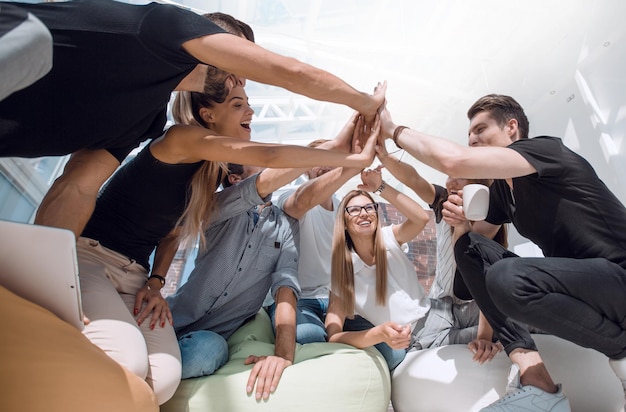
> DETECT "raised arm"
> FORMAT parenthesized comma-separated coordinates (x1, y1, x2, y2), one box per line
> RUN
(359, 168, 430, 245)
(154, 122, 377, 171)
(279, 113, 366, 218)
(376, 144, 436, 204)
(379, 106, 535, 179)
(255, 113, 370, 199)
(183, 34, 385, 121)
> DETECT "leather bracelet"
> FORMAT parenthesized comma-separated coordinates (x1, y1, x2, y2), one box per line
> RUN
(147, 274, 166, 288)
(392, 125, 409, 149)
(374, 181, 387, 195)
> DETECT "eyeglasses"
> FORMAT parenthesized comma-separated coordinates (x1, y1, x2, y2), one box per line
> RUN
(345, 203, 378, 216)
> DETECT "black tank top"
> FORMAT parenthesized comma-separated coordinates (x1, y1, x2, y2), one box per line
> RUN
(82, 141, 203, 271)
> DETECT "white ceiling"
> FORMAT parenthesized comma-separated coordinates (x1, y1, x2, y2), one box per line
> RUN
(168, 0, 626, 206)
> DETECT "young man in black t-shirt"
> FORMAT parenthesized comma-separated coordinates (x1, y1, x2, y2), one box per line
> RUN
(379, 94, 626, 412)
(0, 0, 385, 239)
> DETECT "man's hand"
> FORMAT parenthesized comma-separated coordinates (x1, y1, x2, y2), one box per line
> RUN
(134, 285, 173, 329)
(442, 189, 473, 236)
(468, 338, 504, 364)
(362, 81, 387, 124)
(378, 103, 397, 142)
(244, 354, 293, 400)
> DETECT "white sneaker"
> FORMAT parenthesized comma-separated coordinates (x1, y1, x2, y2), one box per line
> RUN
(480, 383, 570, 412)
(609, 358, 626, 409)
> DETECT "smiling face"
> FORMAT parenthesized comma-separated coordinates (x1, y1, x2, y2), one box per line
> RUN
(467, 111, 518, 148)
(344, 194, 378, 239)
(202, 85, 254, 141)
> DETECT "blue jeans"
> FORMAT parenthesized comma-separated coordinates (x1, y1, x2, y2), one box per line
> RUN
(344, 315, 407, 371)
(269, 298, 328, 344)
(178, 330, 229, 379)
(455, 232, 626, 358)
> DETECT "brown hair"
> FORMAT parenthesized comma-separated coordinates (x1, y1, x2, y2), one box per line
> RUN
(467, 94, 530, 140)
(171, 12, 256, 127)
(331, 190, 388, 317)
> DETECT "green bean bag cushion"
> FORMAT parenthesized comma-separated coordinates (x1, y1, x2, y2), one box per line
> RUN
(162, 309, 391, 412)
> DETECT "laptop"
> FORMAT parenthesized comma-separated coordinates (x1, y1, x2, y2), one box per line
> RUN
(0, 219, 84, 330)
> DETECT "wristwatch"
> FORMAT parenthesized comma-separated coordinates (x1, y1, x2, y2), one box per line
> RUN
(374, 181, 387, 195)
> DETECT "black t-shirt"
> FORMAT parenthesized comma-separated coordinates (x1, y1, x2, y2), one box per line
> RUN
(0, 3, 27, 35)
(429, 184, 447, 223)
(486, 136, 626, 267)
(82, 141, 203, 271)
(0, 0, 225, 162)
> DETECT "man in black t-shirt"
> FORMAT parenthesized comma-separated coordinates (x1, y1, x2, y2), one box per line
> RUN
(0, 0, 385, 238)
(380, 94, 626, 412)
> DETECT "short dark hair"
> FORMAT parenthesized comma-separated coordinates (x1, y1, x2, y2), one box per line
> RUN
(221, 163, 244, 188)
(203, 12, 255, 42)
(467, 94, 530, 139)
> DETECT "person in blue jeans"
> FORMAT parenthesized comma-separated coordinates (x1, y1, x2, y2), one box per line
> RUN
(167, 98, 381, 399)
(270, 114, 365, 344)
(381, 93, 626, 412)
(167, 163, 302, 400)
(326, 169, 483, 371)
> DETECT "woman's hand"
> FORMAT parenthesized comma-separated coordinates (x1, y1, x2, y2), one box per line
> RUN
(134, 284, 173, 329)
(376, 321, 412, 350)
(468, 338, 504, 364)
(358, 166, 384, 192)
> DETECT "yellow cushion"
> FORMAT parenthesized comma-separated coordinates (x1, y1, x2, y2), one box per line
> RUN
(0, 285, 158, 412)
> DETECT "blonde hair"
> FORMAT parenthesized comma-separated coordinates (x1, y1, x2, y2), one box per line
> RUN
(171, 83, 230, 249)
(331, 190, 388, 317)
(175, 161, 225, 250)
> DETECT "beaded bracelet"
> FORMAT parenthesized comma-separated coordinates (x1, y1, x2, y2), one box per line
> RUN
(392, 125, 409, 149)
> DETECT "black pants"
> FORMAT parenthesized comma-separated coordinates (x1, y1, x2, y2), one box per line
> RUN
(455, 232, 626, 359)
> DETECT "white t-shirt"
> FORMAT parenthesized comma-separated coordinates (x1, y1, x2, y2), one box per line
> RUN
(352, 225, 430, 328)
(276, 189, 339, 299)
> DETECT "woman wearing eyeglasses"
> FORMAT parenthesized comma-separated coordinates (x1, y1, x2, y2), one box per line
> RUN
(325, 168, 482, 371)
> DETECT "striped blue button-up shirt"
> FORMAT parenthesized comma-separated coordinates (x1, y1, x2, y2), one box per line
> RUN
(168, 173, 300, 339)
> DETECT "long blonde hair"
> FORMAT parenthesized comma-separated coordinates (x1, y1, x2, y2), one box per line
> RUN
(171, 12, 256, 248)
(171, 87, 229, 249)
(331, 190, 388, 317)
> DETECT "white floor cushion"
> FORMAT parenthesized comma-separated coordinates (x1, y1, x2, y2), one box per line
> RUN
(391, 334, 624, 412)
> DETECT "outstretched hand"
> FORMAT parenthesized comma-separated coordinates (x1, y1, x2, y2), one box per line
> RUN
(363, 81, 387, 124)
(332, 111, 361, 153)
(349, 114, 380, 169)
(378, 103, 397, 142)
(358, 166, 384, 192)
(244, 354, 293, 401)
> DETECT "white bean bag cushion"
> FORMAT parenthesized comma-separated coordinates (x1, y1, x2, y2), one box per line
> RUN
(162, 309, 391, 412)
(391, 334, 624, 412)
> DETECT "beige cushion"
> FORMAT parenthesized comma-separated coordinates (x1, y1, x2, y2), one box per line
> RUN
(162, 309, 391, 412)
(391, 334, 624, 412)
(0, 285, 158, 412)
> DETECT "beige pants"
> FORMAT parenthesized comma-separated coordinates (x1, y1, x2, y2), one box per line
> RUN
(77, 237, 181, 405)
